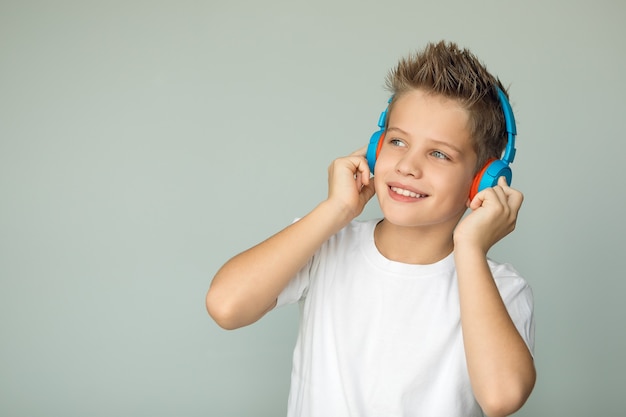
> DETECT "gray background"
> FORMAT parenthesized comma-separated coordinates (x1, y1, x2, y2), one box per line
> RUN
(1, 0, 625, 416)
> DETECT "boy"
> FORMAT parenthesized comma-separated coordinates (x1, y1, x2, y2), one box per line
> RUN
(206, 41, 535, 417)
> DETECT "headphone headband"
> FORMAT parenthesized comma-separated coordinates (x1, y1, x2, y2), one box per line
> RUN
(497, 87, 517, 165)
(365, 97, 391, 171)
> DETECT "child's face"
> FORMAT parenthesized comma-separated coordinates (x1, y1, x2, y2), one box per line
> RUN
(374, 89, 477, 230)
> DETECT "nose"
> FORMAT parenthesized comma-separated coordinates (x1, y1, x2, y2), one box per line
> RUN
(395, 152, 423, 178)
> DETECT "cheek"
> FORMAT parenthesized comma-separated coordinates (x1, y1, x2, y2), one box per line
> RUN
(373, 151, 395, 175)
(439, 172, 474, 201)
(374, 175, 387, 194)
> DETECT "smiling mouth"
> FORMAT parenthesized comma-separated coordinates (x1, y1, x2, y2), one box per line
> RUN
(390, 186, 428, 198)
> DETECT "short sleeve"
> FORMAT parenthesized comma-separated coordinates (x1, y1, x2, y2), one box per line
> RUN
(276, 255, 313, 307)
(275, 218, 317, 308)
(491, 262, 536, 356)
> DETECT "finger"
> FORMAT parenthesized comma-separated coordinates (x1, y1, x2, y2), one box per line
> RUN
(491, 182, 509, 205)
(505, 188, 524, 214)
(354, 171, 363, 190)
(470, 185, 506, 211)
(350, 155, 371, 185)
(497, 176, 524, 210)
(468, 192, 486, 211)
(360, 179, 377, 203)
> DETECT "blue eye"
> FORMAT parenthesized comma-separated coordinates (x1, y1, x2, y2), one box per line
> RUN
(390, 138, 406, 147)
(431, 150, 449, 160)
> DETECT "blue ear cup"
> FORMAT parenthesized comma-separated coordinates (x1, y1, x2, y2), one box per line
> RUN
(469, 87, 518, 199)
(366, 98, 392, 173)
(366, 130, 384, 173)
(476, 159, 513, 191)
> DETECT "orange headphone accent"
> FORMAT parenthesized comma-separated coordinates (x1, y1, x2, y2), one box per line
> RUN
(470, 158, 496, 200)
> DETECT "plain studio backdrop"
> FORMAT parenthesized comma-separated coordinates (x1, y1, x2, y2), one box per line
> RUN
(1, 1, 624, 416)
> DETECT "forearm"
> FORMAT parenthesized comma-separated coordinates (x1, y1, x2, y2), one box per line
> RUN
(455, 245, 535, 417)
(206, 200, 352, 329)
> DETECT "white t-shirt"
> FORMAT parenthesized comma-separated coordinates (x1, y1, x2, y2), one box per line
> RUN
(277, 219, 534, 417)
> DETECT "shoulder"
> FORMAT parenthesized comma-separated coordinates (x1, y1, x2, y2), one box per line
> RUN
(304, 218, 382, 274)
(341, 218, 380, 236)
(487, 258, 533, 305)
(487, 259, 523, 279)
(324, 218, 380, 248)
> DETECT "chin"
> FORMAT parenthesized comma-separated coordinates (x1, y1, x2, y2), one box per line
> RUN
(380, 207, 466, 231)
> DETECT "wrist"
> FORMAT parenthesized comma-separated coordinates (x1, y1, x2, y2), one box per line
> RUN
(453, 240, 488, 260)
(316, 199, 355, 231)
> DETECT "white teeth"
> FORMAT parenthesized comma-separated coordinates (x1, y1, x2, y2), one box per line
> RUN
(391, 186, 424, 198)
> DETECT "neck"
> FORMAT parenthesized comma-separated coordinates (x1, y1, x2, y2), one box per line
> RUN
(374, 219, 455, 265)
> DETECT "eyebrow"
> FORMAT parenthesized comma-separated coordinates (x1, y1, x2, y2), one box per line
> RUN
(386, 127, 464, 155)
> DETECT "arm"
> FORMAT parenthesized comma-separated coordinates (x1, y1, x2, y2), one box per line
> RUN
(453, 177, 536, 417)
(206, 147, 376, 330)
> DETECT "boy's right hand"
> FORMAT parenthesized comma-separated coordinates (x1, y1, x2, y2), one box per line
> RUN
(208, 146, 375, 330)
(326, 146, 377, 222)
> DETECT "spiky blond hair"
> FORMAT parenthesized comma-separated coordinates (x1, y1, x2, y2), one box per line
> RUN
(386, 41, 511, 171)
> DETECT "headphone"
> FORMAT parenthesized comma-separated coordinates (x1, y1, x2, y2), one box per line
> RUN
(366, 87, 517, 200)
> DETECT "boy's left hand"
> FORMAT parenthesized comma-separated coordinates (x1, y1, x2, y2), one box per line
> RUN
(453, 176, 523, 254)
